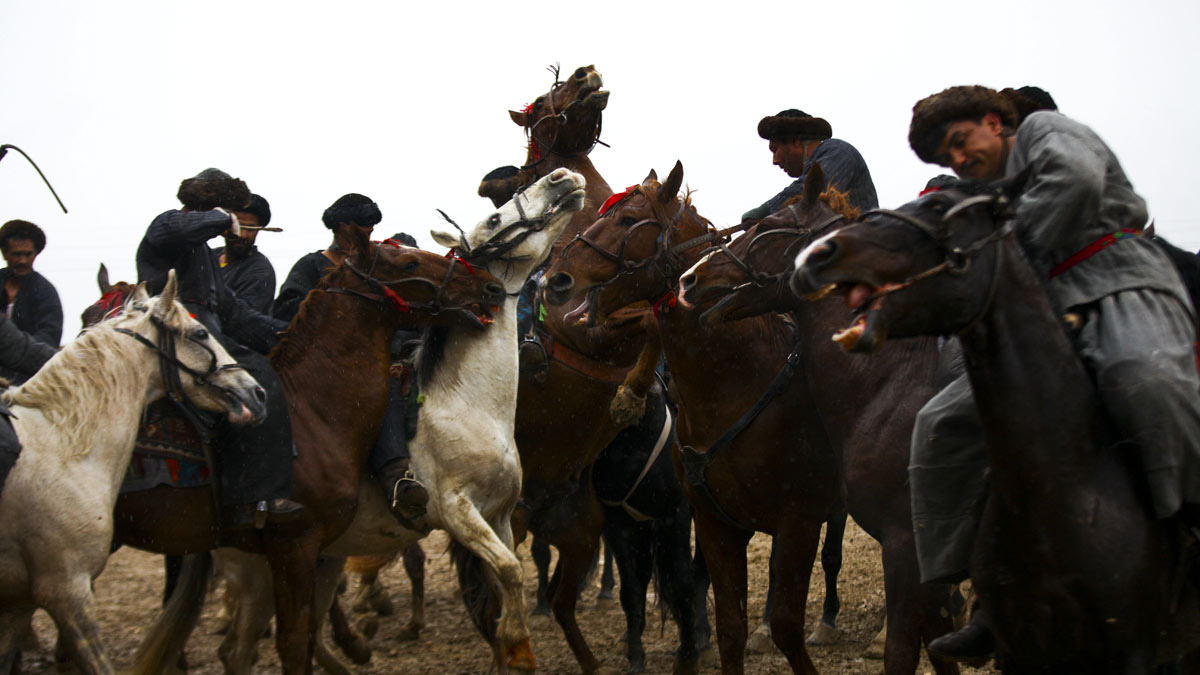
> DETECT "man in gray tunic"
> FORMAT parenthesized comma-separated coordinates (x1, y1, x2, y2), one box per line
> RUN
(905, 85, 1200, 662)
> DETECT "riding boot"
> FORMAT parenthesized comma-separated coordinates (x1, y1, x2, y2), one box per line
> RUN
(369, 378, 429, 531)
(927, 603, 995, 666)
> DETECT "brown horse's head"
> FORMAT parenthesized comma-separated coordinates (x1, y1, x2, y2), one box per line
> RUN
(677, 164, 860, 325)
(81, 263, 137, 328)
(509, 65, 608, 162)
(791, 180, 1015, 352)
(543, 161, 712, 326)
(317, 225, 507, 332)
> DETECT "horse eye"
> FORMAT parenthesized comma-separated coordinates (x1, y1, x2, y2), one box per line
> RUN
(192, 328, 209, 341)
(620, 217, 637, 227)
(403, 261, 419, 272)
(488, 214, 502, 229)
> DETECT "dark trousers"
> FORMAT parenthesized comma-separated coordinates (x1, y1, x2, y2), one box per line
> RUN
(367, 379, 410, 474)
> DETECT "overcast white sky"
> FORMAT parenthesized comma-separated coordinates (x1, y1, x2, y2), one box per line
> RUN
(3, 0, 1198, 338)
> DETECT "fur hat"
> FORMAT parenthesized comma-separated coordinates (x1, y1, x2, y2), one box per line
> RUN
(322, 193, 382, 230)
(909, 86, 1018, 163)
(237, 193, 271, 227)
(176, 168, 251, 211)
(389, 232, 418, 247)
(999, 86, 1058, 126)
(757, 109, 833, 142)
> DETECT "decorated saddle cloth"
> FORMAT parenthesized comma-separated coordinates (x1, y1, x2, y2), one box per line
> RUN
(121, 399, 211, 493)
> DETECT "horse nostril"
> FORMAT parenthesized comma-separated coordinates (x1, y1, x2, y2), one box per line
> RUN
(802, 241, 838, 269)
(547, 272, 574, 294)
(253, 386, 267, 405)
(680, 273, 696, 292)
(549, 168, 568, 182)
(486, 282, 505, 298)
(574, 67, 587, 80)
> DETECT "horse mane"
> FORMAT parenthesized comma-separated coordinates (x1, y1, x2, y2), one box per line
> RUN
(414, 325, 448, 389)
(269, 261, 351, 368)
(5, 316, 146, 453)
(780, 185, 860, 221)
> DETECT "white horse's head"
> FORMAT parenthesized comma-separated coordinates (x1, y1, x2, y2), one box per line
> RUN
(431, 168, 586, 289)
(117, 271, 266, 424)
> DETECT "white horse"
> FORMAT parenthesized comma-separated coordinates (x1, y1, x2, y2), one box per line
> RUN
(0, 271, 264, 675)
(212, 168, 586, 674)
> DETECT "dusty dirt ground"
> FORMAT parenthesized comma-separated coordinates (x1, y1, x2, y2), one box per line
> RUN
(19, 520, 997, 674)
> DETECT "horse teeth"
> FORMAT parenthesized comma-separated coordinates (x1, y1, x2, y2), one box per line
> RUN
(805, 283, 835, 301)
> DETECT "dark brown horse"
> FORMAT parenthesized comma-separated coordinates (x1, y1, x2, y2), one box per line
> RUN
(791, 183, 1200, 672)
(677, 165, 960, 674)
(105, 229, 506, 674)
(543, 162, 841, 674)
(496, 65, 704, 674)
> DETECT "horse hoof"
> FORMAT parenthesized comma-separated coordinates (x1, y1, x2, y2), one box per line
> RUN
(357, 616, 380, 640)
(597, 588, 615, 601)
(343, 637, 371, 665)
(608, 385, 646, 428)
(745, 624, 776, 654)
(506, 638, 536, 672)
(672, 656, 700, 675)
(863, 625, 887, 660)
(396, 623, 421, 642)
(806, 620, 840, 645)
(530, 604, 551, 617)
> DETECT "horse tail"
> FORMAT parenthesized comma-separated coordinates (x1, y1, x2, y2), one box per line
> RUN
(450, 538, 500, 642)
(126, 552, 212, 675)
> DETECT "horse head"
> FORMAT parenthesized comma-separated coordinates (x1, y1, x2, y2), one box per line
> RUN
(791, 179, 1018, 353)
(431, 168, 586, 289)
(81, 263, 136, 328)
(509, 64, 608, 162)
(542, 161, 713, 326)
(323, 225, 507, 331)
(113, 270, 266, 424)
(677, 164, 858, 326)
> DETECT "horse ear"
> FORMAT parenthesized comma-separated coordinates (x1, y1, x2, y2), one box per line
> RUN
(643, 168, 658, 183)
(161, 269, 180, 307)
(342, 222, 371, 259)
(658, 161, 684, 205)
(430, 229, 462, 249)
(802, 162, 826, 208)
(97, 263, 112, 294)
(509, 110, 529, 127)
(128, 281, 151, 308)
(996, 165, 1033, 203)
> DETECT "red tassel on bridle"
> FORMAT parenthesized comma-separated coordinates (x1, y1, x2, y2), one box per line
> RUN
(598, 185, 640, 216)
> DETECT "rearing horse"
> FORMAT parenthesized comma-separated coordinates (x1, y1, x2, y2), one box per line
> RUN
(544, 162, 840, 675)
(792, 183, 1200, 672)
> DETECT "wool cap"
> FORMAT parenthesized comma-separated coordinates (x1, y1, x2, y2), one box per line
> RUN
(757, 109, 832, 142)
(322, 193, 382, 230)
(909, 86, 1018, 163)
(176, 168, 251, 211)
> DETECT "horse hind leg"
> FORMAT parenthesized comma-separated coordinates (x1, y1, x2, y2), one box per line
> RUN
(398, 541, 426, 640)
(604, 514, 652, 674)
(216, 551, 275, 675)
(35, 577, 114, 675)
(651, 501, 701, 675)
(530, 536, 553, 616)
(808, 508, 846, 645)
(0, 608, 36, 675)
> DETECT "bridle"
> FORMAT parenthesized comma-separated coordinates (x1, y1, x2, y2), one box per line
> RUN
(114, 310, 248, 429)
(329, 238, 477, 320)
(853, 192, 1015, 336)
(522, 70, 607, 167)
(439, 183, 578, 276)
(706, 204, 847, 292)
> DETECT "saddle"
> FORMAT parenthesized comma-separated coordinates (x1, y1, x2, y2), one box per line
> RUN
(121, 399, 211, 493)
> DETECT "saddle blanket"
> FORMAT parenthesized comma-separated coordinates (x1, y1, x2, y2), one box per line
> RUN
(121, 400, 211, 493)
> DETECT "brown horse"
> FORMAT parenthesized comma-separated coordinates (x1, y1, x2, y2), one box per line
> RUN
(496, 65, 703, 674)
(543, 161, 841, 674)
(677, 165, 960, 674)
(791, 183, 1200, 672)
(106, 229, 506, 674)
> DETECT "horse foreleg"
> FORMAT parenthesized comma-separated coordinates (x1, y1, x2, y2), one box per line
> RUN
(603, 514, 652, 674)
(441, 495, 531, 673)
(653, 499, 701, 675)
(0, 608, 35, 675)
(216, 549, 275, 675)
(399, 541, 426, 641)
(530, 537, 553, 616)
(36, 576, 113, 675)
(770, 524, 823, 675)
(610, 322, 662, 428)
(808, 507, 847, 645)
(549, 539, 613, 674)
(265, 532, 322, 675)
(693, 512, 753, 675)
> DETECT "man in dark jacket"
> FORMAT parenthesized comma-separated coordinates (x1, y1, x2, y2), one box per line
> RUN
(906, 85, 1200, 663)
(0, 313, 56, 493)
(215, 193, 276, 314)
(274, 194, 429, 530)
(136, 168, 302, 529)
(0, 219, 62, 349)
(742, 109, 878, 220)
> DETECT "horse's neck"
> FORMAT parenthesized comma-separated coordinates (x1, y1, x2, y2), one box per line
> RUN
(273, 294, 395, 452)
(659, 306, 792, 430)
(426, 270, 523, 416)
(540, 302, 647, 367)
(962, 243, 1099, 491)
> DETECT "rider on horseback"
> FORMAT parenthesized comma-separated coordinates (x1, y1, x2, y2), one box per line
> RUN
(273, 193, 429, 530)
(906, 85, 1200, 663)
(136, 168, 304, 530)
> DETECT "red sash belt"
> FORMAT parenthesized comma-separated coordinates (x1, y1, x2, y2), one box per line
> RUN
(1048, 229, 1142, 279)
